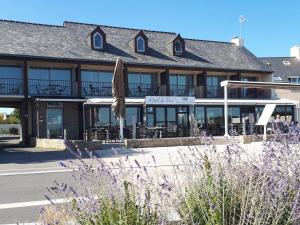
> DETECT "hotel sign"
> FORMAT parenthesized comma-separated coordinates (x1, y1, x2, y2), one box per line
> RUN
(145, 96, 195, 105)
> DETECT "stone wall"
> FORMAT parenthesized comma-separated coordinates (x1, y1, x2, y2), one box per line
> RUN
(125, 137, 202, 148)
(239, 134, 272, 144)
(30, 137, 102, 150)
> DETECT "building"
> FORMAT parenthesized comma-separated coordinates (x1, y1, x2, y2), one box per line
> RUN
(0, 19, 292, 144)
(260, 46, 300, 122)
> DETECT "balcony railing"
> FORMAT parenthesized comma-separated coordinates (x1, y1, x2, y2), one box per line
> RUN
(29, 79, 72, 96)
(0, 78, 23, 95)
(128, 83, 159, 97)
(206, 86, 224, 98)
(241, 88, 271, 99)
(82, 81, 112, 97)
(169, 84, 194, 96)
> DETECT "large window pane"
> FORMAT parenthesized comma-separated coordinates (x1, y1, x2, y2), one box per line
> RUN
(195, 106, 205, 124)
(51, 69, 71, 81)
(29, 68, 50, 80)
(0, 66, 22, 79)
(206, 76, 225, 98)
(167, 108, 176, 124)
(96, 108, 110, 126)
(156, 107, 165, 126)
(229, 107, 240, 124)
(169, 74, 193, 96)
(126, 107, 141, 126)
(47, 108, 63, 139)
(128, 72, 156, 97)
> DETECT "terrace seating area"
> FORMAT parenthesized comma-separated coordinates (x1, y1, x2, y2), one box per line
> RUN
(29, 79, 72, 96)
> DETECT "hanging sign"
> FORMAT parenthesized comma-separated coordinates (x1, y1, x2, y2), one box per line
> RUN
(145, 96, 195, 105)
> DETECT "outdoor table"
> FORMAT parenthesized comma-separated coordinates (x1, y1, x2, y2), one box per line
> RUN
(47, 84, 60, 95)
(146, 127, 167, 138)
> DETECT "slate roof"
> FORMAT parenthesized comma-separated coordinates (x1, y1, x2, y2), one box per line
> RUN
(0, 19, 271, 73)
(259, 57, 300, 82)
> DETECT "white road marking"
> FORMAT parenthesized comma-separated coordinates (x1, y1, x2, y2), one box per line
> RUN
(0, 169, 73, 176)
(0, 198, 71, 209)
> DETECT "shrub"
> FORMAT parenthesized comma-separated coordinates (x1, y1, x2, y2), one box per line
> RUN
(178, 125, 300, 225)
(39, 147, 172, 224)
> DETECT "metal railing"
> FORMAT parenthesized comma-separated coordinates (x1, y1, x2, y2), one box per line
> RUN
(29, 79, 72, 96)
(128, 83, 158, 97)
(0, 78, 23, 95)
(169, 84, 194, 96)
(82, 81, 112, 97)
(206, 86, 224, 98)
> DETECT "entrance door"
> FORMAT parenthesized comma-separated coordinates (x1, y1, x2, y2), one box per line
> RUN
(177, 106, 188, 136)
(47, 108, 63, 139)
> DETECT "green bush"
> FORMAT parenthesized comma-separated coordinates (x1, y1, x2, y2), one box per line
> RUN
(74, 182, 159, 225)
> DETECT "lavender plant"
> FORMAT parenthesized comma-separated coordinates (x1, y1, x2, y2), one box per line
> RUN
(178, 123, 300, 225)
(40, 122, 300, 225)
(39, 144, 173, 225)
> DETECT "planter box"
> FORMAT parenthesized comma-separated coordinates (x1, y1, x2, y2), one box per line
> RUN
(125, 137, 202, 148)
(30, 137, 102, 150)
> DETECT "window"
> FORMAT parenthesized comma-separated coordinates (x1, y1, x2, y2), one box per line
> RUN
(29, 68, 71, 96)
(289, 76, 300, 84)
(0, 66, 23, 95)
(206, 76, 225, 98)
(169, 74, 193, 96)
(47, 108, 63, 139)
(128, 72, 156, 97)
(229, 107, 240, 124)
(93, 32, 103, 49)
(125, 107, 141, 126)
(95, 107, 117, 127)
(156, 107, 165, 126)
(195, 106, 205, 124)
(0, 66, 22, 79)
(174, 40, 183, 55)
(136, 36, 145, 53)
(81, 70, 113, 96)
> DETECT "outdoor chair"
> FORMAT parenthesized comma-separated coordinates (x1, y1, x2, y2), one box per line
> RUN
(55, 86, 66, 96)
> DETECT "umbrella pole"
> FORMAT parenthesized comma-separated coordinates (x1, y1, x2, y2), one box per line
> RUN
(120, 117, 124, 142)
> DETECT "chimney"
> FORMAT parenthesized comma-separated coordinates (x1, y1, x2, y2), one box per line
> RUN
(290, 45, 300, 59)
(231, 36, 244, 47)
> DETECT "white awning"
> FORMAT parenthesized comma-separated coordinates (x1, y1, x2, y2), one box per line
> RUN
(256, 104, 276, 126)
(86, 98, 144, 105)
(221, 80, 300, 90)
(194, 98, 297, 105)
(35, 98, 86, 102)
(85, 97, 297, 106)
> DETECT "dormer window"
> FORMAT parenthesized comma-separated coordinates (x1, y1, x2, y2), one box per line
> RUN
(167, 34, 185, 56)
(90, 26, 106, 51)
(93, 32, 103, 49)
(130, 30, 148, 54)
(174, 40, 183, 55)
(136, 36, 145, 53)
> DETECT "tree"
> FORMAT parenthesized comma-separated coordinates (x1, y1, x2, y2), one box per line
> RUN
(7, 109, 20, 124)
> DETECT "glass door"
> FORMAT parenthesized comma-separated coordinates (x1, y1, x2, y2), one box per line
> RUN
(177, 106, 188, 136)
(47, 108, 63, 139)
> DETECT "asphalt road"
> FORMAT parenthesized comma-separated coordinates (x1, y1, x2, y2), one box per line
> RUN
(0, 135, 261, 224)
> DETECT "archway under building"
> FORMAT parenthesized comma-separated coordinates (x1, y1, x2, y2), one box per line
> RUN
(0, 99, 27, 152)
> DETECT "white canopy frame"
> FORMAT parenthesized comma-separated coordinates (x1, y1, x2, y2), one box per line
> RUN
(220, 80, 300, 137)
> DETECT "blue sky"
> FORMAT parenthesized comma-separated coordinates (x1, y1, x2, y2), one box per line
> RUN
(0, 0, 299, 113)
(1, 0, 300, 57)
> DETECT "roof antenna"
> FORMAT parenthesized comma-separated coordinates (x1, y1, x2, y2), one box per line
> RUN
(239, 15, 246, 38)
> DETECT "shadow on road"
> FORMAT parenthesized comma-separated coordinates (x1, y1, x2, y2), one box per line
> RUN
(0, 136, 144, 165)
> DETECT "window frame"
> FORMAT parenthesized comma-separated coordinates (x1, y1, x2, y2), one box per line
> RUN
(136, 36, 145, 53)
(174, 40, 183, 55)
(93, 32, 103, 50)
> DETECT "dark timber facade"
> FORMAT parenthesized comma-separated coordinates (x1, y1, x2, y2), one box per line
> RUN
(0, 19, 293, 144)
